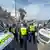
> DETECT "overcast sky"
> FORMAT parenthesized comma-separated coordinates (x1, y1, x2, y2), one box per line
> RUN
(0, 0, 50, 20)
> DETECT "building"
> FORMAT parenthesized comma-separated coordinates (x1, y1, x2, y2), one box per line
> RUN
(0, 6, 16, 24)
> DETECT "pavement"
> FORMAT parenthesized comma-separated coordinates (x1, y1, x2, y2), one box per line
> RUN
(37, 42, 50, 50)
(3, 37, 38, 50)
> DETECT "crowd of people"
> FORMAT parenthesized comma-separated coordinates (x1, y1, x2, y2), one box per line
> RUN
(8, 21, 37, 50)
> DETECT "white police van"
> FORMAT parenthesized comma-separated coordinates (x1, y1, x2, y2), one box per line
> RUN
(38, 22, 50, 45)
(0, 22, 14, 50)
(37, 23, 50, 50)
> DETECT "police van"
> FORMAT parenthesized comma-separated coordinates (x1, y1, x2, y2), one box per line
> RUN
(38, 22, 50, 45)
(0, 21, 14, 50)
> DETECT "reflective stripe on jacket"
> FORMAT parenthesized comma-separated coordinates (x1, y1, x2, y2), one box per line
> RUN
(20, 27, 27, 36)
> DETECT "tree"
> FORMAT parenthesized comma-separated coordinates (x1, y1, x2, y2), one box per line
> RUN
(0, 6, 3, 10)
(47, 19, 50, 23)
(18, 8, 26, 20)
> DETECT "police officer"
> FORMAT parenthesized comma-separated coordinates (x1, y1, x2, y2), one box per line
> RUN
(33, 23, 37, 44)
(28, 23, 36, 44)
(10, 24, 18, 42)
(9, 24, 12, 32)
(28, 23, 32, 42)
(19, 23, 28, 50)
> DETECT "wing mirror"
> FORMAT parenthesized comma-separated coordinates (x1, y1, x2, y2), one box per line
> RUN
(44, 27, 46, 29)
(4, 30, 7, 33)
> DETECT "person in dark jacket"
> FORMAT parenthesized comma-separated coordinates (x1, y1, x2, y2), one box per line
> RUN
(19, 23, 28, 50)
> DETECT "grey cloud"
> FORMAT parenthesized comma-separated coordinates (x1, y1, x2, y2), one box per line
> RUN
(24, 4, 50, 20)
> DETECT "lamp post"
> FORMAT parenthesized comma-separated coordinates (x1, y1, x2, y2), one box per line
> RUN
(14, 0, 16, 17)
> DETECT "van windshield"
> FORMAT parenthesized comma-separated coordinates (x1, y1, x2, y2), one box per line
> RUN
(0, 25, 5, 32)
(46, 22, 50, 28)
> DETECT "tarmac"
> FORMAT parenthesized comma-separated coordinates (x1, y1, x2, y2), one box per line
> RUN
(3, 36, 38, 50)
(38, 42, 50, 50)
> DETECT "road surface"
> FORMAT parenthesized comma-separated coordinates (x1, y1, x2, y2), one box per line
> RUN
(3, 37, 38, 50)
(38, 42, 50, 50)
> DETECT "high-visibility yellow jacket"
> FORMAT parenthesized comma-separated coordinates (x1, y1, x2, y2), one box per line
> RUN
(11, 28, 15, 34)
(29, 25, 35, 32)
(19, 27, 27, 36)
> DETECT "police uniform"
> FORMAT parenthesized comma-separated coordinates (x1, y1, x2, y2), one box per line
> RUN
(19, 24, 28, 50)
(29, 23, 36, 44)
(9, 26, 12, 32)
(10, 24, 18, 42)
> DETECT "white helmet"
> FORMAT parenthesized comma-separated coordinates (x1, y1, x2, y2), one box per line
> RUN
(21, 24, 23, 27)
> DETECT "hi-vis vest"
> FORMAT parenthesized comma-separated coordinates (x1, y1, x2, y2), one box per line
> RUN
(20, 27, 27, 36)
(30, 25, 35, 32)
(11, 28, 15, 33)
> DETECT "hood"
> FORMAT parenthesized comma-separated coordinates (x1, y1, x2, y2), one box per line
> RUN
(39, 28, 50, 38)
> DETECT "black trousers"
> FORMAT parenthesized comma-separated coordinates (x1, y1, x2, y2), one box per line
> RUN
(28, 32, 32, 42)
(20, 38, 23, 48)
(20, 36, 27, 50)
(14, 33, 18, 42)
(32, 31, 36, 44)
